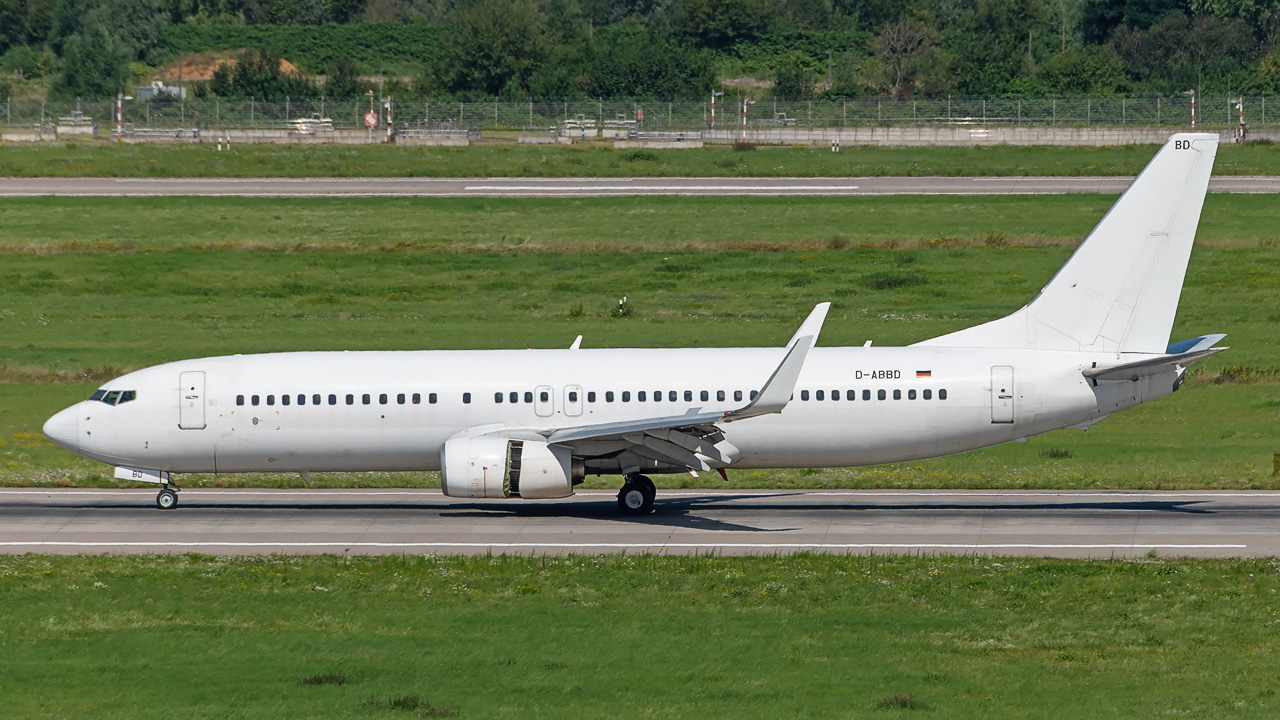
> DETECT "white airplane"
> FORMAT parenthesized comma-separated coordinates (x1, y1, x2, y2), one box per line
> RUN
(43, 133, 1226, 514)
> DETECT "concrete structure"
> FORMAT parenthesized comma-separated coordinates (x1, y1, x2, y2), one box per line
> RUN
(705, 126, 1280, 147)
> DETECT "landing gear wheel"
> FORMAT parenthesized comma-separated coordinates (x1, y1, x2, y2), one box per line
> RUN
(156, 488, 178, 510)
(617, 475, 656, 515)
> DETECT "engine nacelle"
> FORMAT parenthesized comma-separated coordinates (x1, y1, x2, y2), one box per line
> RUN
(440, 437, 583, 500)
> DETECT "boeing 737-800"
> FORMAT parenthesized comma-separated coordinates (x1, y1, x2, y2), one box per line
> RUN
(43, 133, 1226, 514)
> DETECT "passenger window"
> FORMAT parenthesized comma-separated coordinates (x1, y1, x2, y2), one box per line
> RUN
(569, 391, 578, 402)
(684, 390, 693, 402)
(654, 391, 662, 403)
(282, 395, 290, 406)
(104, 390, 121, 405)
(463, 393, 472, 404)
(701, 390, 709, 402)
(524, 392, 533, 403)
(847, 390, 855, 401)
(801, 390, 810, 401)
(413, 393, 422, 404)
(429, 393, 437, 404)
(622, 391, 631, 402)
(830, 390, 839, 401)
(494, 392, 503, 403)
(717, 390, 725, 402)
(816, 390, 824, 401)
(638, 391, 646, 402)
(297, 394, 306, 405)
(329, 394, 337, 405)
(119, 390, 136, 404)
(877, 389, 886, 400)
(267, 395, 275, 406)
(669, 391, 678, 402)
(863, 390, 871, 401)
(939, 389, 948, 400)
(908, 389, 916, 400)
(587, 392, 595, 402)
(236, 395, 245, 406)
(750, 390, 758, 400)
(893, 389, 901, 400)
(379, 394, 388, 405)
(539, 391, 549, 402)
(734, 391, 743, 402)
(398, 393, 406, 405)
(252, 395, 260, 406)
(509, 392, 518, 403)
(346, 394, 354, 405)
(362, 394, 371, 405)
(923, 389, 932, 400)
(313, 394, 321, 405)
(606, 391, 615, 402)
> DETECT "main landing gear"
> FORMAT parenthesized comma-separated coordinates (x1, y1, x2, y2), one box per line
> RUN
(156, 483, 180, 510)
(617, 474, 656, 515)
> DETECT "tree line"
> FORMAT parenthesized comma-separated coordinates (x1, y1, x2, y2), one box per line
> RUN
(1, 0, 1277, 101)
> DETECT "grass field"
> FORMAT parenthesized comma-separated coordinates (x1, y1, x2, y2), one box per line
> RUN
(4, 553, 1280, 719)
(1, 195, 1277, 490)
(1, 140, 1278, 177)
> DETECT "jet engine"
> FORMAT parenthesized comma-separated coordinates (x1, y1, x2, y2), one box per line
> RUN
(440, 436, 583, 499)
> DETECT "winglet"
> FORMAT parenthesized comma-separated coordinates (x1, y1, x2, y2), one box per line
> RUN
(569, 335, 583, 350)
(787, 302, 830, 348)
(724, 303, 828, 422)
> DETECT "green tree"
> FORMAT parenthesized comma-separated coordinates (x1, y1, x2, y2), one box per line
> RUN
(326, 56, 360, 97)
(874, 14, 942, 96)
(51, 29, 131, 98)
(438, 0, 548, 96)
(772, 51, 815, 98)
(1040, 43, 1125, 91)
(673, 0, 771, 50)
(0, 0, 26, 53)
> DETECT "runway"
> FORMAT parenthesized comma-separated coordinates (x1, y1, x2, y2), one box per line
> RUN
(1, 175, 1278, 197)
(3, 488, 1277, 558)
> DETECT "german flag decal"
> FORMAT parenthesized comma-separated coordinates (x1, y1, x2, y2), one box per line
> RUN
(916, 370, 932, 378)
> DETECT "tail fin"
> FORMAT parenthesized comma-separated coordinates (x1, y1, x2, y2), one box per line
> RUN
(918, 133, 1219, 354)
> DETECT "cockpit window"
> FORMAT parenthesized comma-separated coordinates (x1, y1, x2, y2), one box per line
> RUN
(91, 389, 136, 406)
(118, 390, 136, 405)
(89, 389, 107, 401)
(103, 390, 121, 405)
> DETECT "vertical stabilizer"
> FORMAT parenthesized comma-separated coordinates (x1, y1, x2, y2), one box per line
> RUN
(918, 133, 1218, 354)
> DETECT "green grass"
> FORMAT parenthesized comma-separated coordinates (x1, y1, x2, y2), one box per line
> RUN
(2, 195, 1276, 490)
(4, 553, 1280, 718)
(2, 140, 1278, 177)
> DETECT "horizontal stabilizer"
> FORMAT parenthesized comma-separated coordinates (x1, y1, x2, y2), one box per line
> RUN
(1084, 334, 1227, 381)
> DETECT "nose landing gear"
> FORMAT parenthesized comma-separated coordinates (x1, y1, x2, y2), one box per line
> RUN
(617, 474, 656, 515)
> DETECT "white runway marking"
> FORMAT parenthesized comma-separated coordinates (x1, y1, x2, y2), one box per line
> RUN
(463, 185, 859, 192)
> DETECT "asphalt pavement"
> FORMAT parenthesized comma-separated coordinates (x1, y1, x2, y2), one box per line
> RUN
(0, 176, 1277, 197)
(3, 488, 1277, 558)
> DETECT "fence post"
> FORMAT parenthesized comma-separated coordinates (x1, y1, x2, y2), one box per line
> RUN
(1122, 97, 1125, 126)
(286, 96, 290, 122)
(947, 95, 951, 121)
(494, 98, 498, 127)
(250, 97, 254, 126)
(1157, 96, 1160, 127)
(1017, 99, 1021, 124)
(1087, 97, 1091, 125)
(1052, 98, 1055, 124)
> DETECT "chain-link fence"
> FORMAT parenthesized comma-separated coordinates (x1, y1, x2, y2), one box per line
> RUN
(3, 95, 1270, 132)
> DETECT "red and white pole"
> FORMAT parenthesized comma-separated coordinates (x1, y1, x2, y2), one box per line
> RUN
(384, 96, 392, 143)
(116, 92, 123, 141)
(710, 92, 715, 129)
(1190, 90, 1195, 128)
(741, 98, 747, 142)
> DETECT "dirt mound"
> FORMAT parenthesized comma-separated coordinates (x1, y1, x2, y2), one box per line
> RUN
(153, 51, 303, 82)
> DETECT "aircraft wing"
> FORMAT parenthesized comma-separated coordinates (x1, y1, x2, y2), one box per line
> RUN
(1084, 334, 1227, 381)
(483, 303, 830, 472)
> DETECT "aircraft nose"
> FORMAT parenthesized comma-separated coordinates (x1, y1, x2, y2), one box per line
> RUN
(43, 406, 80, 452)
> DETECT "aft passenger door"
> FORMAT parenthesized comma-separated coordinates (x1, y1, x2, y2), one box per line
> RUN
(990, 366, 1014, 424)
(178, 371, 206, 430)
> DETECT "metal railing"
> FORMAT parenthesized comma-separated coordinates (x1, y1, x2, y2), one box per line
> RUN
(3, 95, 1272, 132)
